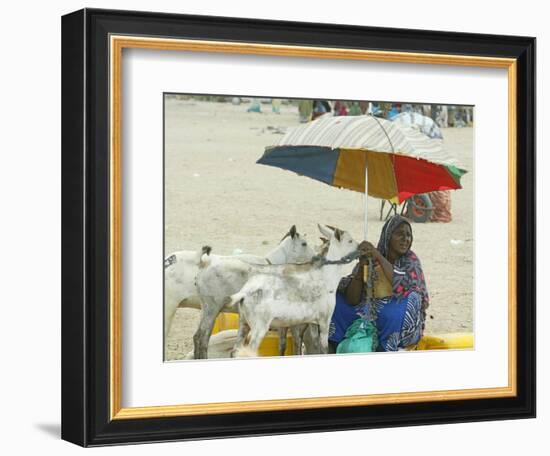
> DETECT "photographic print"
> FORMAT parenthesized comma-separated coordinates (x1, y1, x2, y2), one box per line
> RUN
(164, 95, 473, 361)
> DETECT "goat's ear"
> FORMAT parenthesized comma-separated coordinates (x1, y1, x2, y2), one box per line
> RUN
(319, 236, 328, 244)
(334, 228, 343, 242)
(318, 224, 333, 239)
(289, 225, 297, 239)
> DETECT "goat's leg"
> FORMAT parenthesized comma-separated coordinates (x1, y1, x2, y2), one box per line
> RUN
(278, 328, 288, 356)
(164, 295, 180, 341)
(290, 326, 304, 355)
(192, 311, 204, 359)
(246, 321, 271, 355)
(231, 319, 250, 357)
(193, 297, 222, 359)
(303, 324, 321, 354)
(318, 320, 330, 355)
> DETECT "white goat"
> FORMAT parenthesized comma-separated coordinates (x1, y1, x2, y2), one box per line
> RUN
(163, 225, 312, 342)
(164, 247, 265, 339)
(229, 225, 358, 357)
(164, 250, 203, 340)
(193, 226, 315, 359)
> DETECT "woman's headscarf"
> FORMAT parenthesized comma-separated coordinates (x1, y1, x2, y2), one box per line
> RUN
(376, 215, 413, 259)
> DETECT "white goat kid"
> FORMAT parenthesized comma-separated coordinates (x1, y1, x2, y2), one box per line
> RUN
(193, 226, 315, 359)
(230, 225, 358, 357)
(277, 236, 329, 356)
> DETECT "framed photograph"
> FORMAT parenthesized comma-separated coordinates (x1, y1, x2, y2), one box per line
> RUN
(61, 8, 535, 447)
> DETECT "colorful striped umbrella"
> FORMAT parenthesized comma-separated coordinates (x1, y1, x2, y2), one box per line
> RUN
(258, 115, 465, 203)
(257, 115, 466, 236)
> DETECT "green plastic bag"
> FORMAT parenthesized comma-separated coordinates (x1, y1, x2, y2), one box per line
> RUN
(336, 319, 377, 353)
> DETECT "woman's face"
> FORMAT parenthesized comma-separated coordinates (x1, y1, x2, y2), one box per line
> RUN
(389, 223, 412, 258)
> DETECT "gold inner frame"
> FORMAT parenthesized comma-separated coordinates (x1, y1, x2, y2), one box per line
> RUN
(109, 35, 517, 420)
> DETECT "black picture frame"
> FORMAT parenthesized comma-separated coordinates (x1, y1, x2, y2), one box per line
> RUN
(62, 8, 536, 447)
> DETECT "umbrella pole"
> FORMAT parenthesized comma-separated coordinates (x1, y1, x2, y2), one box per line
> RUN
(363, 165, 377, 321)
(364, 166, 368, 241)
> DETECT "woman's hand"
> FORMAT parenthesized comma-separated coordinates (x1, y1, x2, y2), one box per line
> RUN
(358, 241, 379, 264)
(361, 240, 395, 284)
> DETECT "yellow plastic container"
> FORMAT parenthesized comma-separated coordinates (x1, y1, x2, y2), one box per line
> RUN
(212, 313, 239, 334)
(212, 314, 474, 355)
(416, 333, 474, 350)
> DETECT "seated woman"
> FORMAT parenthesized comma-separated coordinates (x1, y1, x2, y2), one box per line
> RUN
(329, 215, 429, 352)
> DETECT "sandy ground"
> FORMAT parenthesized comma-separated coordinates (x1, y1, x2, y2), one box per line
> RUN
(164, 98, 473, 360)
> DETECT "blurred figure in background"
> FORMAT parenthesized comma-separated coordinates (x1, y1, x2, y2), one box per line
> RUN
(298, 99, 313, 122)
(271, 98, 281, 114)
(312, 100, 332, 120)
(334, 100, 348, 116)
(348, 101, 362, 116)
(247, 99, 262, 113)
(436, 105, 449, 127)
